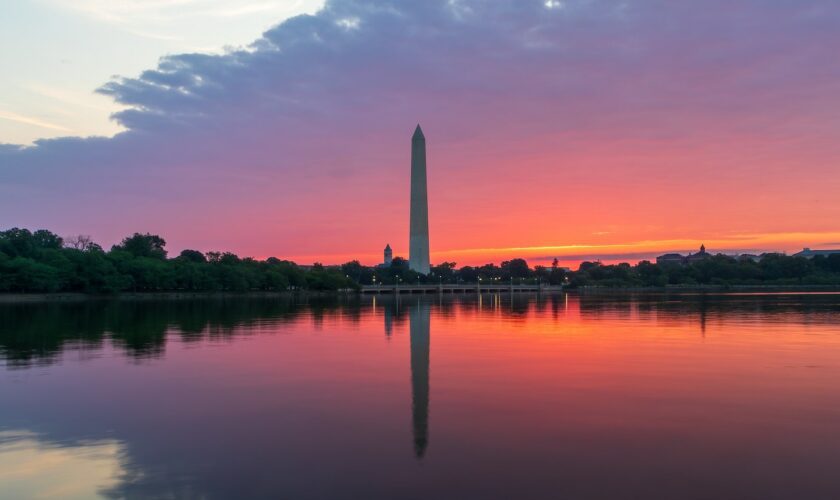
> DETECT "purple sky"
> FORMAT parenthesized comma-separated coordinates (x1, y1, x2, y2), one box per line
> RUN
(2, 0, 840, 266)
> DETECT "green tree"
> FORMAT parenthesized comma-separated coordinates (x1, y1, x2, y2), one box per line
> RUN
(0, 228, 35, 258)
(113, 233, 167, 259)
(178, 249, 207, 263)
(32, 230, 63, 250)
(431, 262, 456, 283)
(2, 257, 61, 292)
(501, 258, 531, 280)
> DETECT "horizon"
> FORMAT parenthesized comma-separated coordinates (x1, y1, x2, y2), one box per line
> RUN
(1, 224, 829, 270)
(3, 1, 840, 268)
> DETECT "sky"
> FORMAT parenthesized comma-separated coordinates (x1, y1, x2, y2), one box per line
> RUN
(2, 0, 840, 267)
(0, 0, 325, 144)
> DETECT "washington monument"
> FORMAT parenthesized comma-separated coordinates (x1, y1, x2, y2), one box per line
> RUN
(409, 125, 430, 274)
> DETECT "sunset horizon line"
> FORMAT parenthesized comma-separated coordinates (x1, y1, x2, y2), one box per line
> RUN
(267, 230, 840, 267)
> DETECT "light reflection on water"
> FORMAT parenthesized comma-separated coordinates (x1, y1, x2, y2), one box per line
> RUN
(0, 430, 124, 499)
(1, 292, 840, 499)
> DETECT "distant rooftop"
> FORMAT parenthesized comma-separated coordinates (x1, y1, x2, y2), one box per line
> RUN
(794, 248, 840, 258)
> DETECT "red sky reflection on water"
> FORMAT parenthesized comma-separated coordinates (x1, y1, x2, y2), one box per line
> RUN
(2, 293, 840, 498)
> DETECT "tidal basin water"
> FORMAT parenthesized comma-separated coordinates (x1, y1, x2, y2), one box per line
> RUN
(2, 293, 840, 499)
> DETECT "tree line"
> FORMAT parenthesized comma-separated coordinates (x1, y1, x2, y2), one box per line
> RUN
(0, 228, 355, 293)
(343, 252, 840, 288)
(2, 227, 840, 293)
(569, 253, 840, 287)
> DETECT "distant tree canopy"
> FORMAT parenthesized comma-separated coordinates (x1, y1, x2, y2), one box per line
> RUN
(113, 233, 168, 259)
(0, 228, 355, 293)
(568, 254, 840, 288)
(335, 251, 840, 288)
(2, 227, 840, 294)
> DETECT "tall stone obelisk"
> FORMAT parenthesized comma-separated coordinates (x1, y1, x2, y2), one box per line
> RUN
(409, 125, 430, 274)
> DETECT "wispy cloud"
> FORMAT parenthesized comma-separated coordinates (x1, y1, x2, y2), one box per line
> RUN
(25, 84, 121, 113)
(44, 0, 321, 24)
(206, 2, 284, 18)
(0, 110, 72, 132)
(44, 0, 205, 24)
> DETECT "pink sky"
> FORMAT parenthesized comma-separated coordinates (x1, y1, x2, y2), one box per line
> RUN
(2, 0, 839, 267)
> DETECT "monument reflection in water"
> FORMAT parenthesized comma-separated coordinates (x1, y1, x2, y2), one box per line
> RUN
(408, 300, 430, 458)
(380, 297, 431, 458)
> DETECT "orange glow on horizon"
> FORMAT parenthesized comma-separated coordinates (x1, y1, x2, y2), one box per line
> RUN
(272, 230, 840, 268)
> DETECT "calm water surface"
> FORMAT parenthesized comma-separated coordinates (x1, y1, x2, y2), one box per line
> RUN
(2, 293, 840, 499)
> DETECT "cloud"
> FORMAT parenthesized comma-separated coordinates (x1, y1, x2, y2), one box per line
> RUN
(70, 0, 840, 142)
(25, 84, 120, 114)
(0, 110, 73, 132)
(45, 0, 296, 23)
(2, 0, 840, 262)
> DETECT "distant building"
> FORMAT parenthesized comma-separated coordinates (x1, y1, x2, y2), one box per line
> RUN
(737, 254, 761, 263)
(656, 244, 712, 265)
(656, 253, 685, 265)
(383, 244, 393, 266)
(794, 248, 840, 259)
(685, 244, 711, 264)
